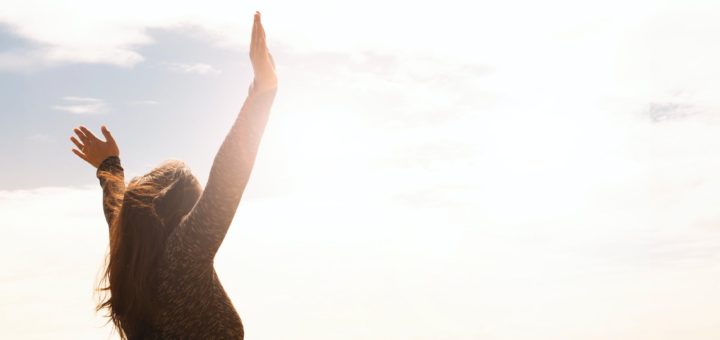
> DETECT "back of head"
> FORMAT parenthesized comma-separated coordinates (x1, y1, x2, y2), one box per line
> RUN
(98, 159, 202, 339)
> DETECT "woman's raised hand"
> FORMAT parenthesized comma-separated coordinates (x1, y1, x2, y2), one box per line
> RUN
(70, 125, 120, 168)
(249, 11, 277, 94)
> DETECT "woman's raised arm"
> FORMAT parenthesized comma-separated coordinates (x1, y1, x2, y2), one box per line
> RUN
(171, 12, 278, 263)
(96, 156, 125, 228)
(70, 125, 124, 228)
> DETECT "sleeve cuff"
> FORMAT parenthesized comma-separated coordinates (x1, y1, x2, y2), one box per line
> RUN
(96, 156, 123, 177)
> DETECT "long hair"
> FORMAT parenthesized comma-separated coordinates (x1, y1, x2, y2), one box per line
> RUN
(96, 160, 201, 339)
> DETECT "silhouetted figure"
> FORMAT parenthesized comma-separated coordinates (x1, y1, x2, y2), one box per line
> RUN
(70, 12, 277, 339)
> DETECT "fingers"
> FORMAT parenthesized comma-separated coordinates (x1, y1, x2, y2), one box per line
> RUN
(101, 125, 116, 145)
(79, 126, 100, 142)
(251, 11, 268, 60)
(258, 14, 266, 44)
(251, 12, 259, 57)
(70, 136, 84, 150)
(74, 127, 89, 144)
(74, 126, 99, 144)
(71, 148, 92, 165)
(256, 13, 267, 53)
(71, 128, 91, 165)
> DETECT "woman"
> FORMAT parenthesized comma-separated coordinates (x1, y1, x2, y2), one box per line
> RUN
(69, 12, 277, 339)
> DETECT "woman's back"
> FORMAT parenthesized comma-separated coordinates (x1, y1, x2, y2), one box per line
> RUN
(151, 258, 243, 338)
(77, 12, 278, 339)
(95, 84, 277, 339)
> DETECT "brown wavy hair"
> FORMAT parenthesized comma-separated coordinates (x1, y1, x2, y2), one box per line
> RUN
(96, 160, 201, 339)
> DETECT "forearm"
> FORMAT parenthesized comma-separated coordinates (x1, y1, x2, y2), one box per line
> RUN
(170, 12, 277, 263)
(177, 86, 277, 261)
(204, 86, 277, 219)
(96, 156, 126, 228)
(215, 87, 278, 187)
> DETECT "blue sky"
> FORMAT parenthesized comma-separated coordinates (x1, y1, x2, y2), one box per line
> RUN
(3, 0, 720, 339)
(1, 25, 256, 189)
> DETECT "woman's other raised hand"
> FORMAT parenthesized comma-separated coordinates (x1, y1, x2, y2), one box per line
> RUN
(70, 125, 120, 168)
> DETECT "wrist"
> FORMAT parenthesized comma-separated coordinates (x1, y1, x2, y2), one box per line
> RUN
(250, 79, 278, 95)
(97, 156, 122, 173)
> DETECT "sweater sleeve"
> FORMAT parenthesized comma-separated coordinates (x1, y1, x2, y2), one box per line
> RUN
(96, 156, 126, 229)
(170, 87, 277, 264)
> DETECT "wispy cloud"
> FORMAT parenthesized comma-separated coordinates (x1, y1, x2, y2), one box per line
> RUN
(129, 99, 159, 105)
(52, 96, 108, 114)
(24, 133, 50, 142)
(164, 62, 220, 75)
(647, 102, 698, 122)
(0, 49, 59, 73)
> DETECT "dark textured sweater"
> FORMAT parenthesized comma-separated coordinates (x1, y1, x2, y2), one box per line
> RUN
(96, 87, 277, 339)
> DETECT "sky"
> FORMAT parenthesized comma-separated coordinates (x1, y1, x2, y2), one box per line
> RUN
(2, 0, 720, 339)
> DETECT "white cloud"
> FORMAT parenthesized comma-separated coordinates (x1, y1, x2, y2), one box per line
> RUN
(3, 157, 720, 339)
(0, 49, 53, 72)
(0, 48, 142, 72)
(0, 0, 718, 110)
(0, 186, 114, 339)
(52, 96, 108, 114)
(6, 0, 720, 338)
(164, 62, 220, 75)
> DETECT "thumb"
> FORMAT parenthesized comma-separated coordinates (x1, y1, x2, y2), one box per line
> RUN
(101, 125, 116, 144)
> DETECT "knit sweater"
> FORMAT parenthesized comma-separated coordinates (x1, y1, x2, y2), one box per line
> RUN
(96, 87, 277, 339)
